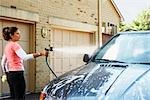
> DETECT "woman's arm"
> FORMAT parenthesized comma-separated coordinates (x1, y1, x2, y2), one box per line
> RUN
(1, 54, 7, 72)
(16, 48, 45, 61)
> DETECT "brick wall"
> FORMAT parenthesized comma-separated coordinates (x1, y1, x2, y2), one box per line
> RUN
(102, 0, 120, 32)
(1, 0, 98, 25)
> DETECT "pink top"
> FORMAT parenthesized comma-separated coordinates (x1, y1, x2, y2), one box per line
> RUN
(4, 41, 24, 71)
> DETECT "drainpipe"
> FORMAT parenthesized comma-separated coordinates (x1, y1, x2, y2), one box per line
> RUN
(97, 0, 102, 47)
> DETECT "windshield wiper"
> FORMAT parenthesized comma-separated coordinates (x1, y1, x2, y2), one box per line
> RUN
(95, 59, 126, 63)
(131, 62, 150, 65)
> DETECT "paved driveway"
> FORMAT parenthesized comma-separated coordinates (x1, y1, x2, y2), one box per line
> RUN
(1, 93, 40, 100)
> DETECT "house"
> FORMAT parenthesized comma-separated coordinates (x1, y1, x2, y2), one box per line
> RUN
(101, 0, 124, 44)
(0, 0, 123, 96)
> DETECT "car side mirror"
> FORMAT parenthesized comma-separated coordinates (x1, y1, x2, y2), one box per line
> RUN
(83, 54, 90, 63)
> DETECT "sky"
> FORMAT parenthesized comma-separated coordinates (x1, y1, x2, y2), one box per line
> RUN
(114, 0, 150, 23)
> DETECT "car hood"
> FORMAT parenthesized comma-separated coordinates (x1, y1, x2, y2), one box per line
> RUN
(44, 62, 150, 100)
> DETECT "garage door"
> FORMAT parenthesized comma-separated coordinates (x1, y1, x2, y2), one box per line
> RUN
(50, 28, 94, 77)
(102, 33, 113, 44)
(0, 20, 30, 96)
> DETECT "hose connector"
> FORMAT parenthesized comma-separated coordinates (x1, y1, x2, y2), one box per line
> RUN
(45, 46, 53, 51)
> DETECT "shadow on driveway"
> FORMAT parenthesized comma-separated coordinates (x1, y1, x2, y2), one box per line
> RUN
(1, 93, 40, 100)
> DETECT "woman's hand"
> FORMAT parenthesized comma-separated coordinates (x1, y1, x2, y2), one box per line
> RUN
(1, 74, 7, 83)
(40, 50, 49, 57)
(33, 50, 49, 58)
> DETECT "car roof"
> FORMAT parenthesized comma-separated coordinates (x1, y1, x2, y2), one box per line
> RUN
(118, 30, 150, 35)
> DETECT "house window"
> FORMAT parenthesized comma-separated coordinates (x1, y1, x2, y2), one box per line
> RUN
(102, 22, 106, 33)
(108, 23, 117, 35)
(114, 25, 117, 34)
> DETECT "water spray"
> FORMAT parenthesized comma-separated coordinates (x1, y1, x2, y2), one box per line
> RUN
(45, 46, 57, 78)
(44, 45, 96, 78)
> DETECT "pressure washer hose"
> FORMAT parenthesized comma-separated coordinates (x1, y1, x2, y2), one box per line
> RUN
(45, 49, 57, 78)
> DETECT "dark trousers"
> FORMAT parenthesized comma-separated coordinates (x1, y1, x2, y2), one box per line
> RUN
(6, 71, 26, 100)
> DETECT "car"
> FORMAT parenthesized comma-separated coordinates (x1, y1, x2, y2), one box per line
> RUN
(40, 31, 150, 100)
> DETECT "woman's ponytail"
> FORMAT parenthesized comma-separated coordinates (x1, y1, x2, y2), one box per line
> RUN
(2, 27, 18, 41)
(2, 27, 11, 41)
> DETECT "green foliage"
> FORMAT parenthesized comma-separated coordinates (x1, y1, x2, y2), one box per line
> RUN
(119, 9, 150, 31)
(119, 22, 134, 32)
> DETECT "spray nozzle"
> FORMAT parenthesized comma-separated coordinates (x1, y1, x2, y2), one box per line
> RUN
(45, 46, 53, 51)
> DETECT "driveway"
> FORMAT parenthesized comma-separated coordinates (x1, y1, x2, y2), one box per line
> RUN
(1, 93, 40, 100)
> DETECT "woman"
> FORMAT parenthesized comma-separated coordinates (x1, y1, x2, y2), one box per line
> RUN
(1, 27, 48, 99)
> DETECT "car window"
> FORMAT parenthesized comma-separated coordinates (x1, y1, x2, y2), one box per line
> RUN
(94, 33, 150, 64)
(121, 71, 150, 100)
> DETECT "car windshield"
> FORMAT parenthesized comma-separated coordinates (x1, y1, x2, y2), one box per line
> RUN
(94, 33, 150, 64)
